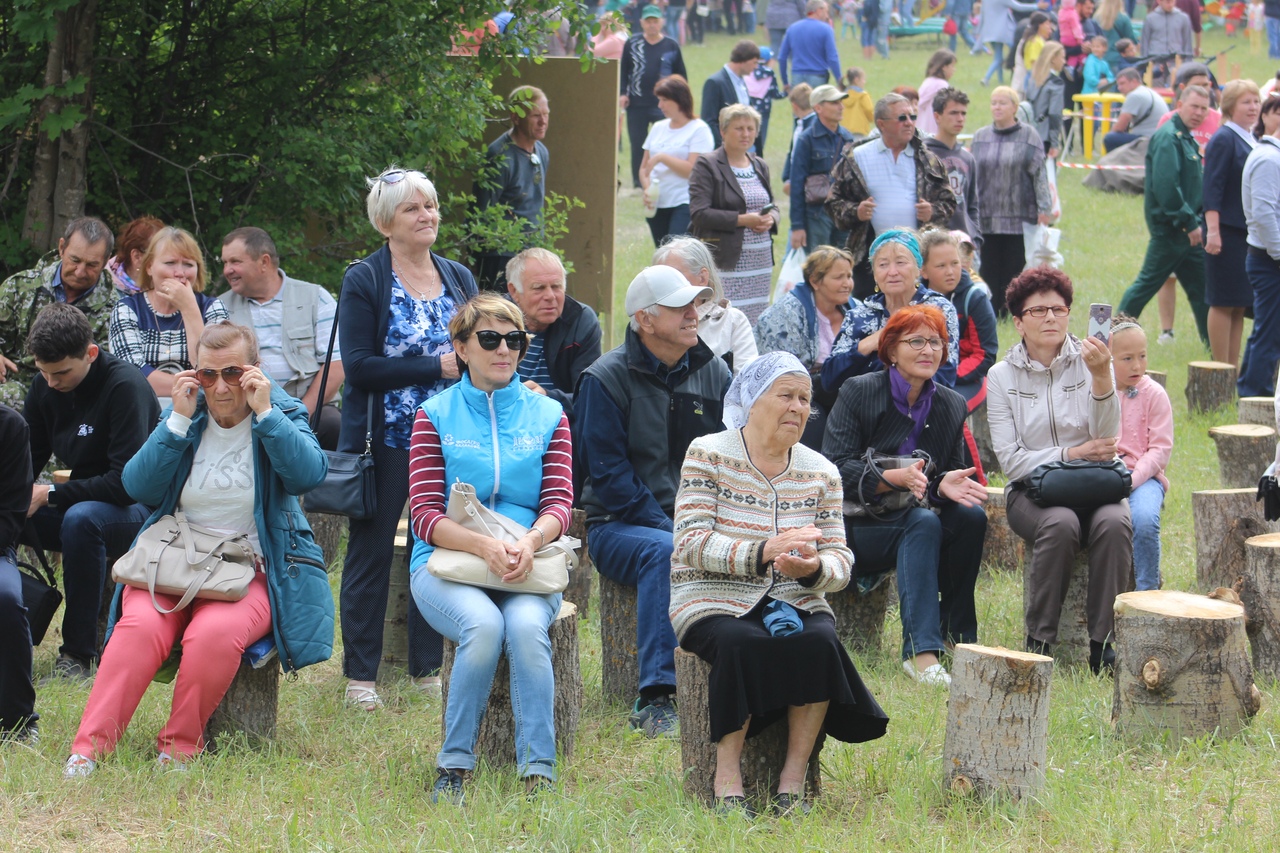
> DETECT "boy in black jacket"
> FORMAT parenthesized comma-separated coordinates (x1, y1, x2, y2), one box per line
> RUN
(0, 404, 36, 740)
(23, 303, 159, 682)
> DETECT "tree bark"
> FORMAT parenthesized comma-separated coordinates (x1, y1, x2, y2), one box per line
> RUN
(1237, 397, 1275, 427)
(599, 573, 640, 702)
(966, 400, 1001, 478)
(674, 648, 824, 812)
(1208, 424, 1277, 489)
(204, 661, 279, 750)
(1022, 549, 1091, 665)
(1185, 361, 1238, 414)
(379, 517, 412, 681)
(304, 510, 346, 569)
(1192, 488, 1278, 590)
(1238, 532, 1280, 679)
(440, 600, 582, 765)
(942, 643, 1053, 802)
(1111, 590, 1261, 740)
(563, 509, 593, 618)
(981, 486, 1024, 573)
(827, 577, 894, 653)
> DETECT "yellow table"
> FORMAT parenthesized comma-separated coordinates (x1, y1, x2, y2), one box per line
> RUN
(1072, 92, 1127, 159)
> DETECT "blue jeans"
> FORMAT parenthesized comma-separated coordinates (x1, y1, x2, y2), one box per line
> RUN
(1103, 130, 1141, 152)
(847, 503, 987, 660)
(949, 15, 976, 51)
(1239, 249, 1280, 397)
(983, 42, 1005, 85)
(588, 520, 677, 692)
(897, 0, 914, 26)
(1268, 17, 1280, 58)
(411, 569, 561, 779)
(665, 6, 683, 39)
(646, 203, 691, 247)
(0, 548, 36, 733)
(1129, 479, 1165, 591)
(794, 72, 830, 89)
(875, 19, 891, 57)
(769, 27, 788, 57)
(28, 501, 150, 662)
(802, 205, 849, 255)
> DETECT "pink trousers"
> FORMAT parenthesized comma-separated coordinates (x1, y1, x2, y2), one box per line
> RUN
(72, 572, 272, 760)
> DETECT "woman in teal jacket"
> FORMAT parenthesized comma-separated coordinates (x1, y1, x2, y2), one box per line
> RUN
(64, 321, 331, 777)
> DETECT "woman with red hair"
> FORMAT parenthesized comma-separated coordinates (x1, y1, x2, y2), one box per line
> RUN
(823, 303, 988, 687)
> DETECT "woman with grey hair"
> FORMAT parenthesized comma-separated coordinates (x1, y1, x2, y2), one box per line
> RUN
(654, 236, 757, 373)
(689, 103, 779, 324)
(671, 351, 887, 817)
(336, 166, 478, 710)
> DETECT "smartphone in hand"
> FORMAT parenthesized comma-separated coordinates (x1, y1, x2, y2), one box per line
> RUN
(1088, 303, 1113, 345)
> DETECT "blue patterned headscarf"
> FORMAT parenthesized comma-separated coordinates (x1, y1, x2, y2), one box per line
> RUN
(868, 228, 923, 268)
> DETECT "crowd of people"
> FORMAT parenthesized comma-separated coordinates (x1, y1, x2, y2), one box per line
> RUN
(1, 0, 1279, 821)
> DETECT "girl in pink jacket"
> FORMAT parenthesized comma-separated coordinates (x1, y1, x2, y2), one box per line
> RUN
(1111, 316, 1173, 590)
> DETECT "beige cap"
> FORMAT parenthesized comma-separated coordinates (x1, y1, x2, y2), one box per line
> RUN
(809, 85, 849, 105)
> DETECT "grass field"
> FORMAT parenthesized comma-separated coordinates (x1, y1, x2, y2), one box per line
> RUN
(6, 20, 1280, 853)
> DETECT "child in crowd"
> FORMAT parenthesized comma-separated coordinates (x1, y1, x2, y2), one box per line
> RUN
(1114, 38, 1140, 71)
(840, 0, 863, 40)
(1058, 0, 1086, 71)
(954, 231, 988, 294)
(917, 49, 958, 135)
(1083, 35, 1112, 94)
(747, 47, 785, 154)
(1111, 315, 1173, 591)
(842, 67, 875, 138)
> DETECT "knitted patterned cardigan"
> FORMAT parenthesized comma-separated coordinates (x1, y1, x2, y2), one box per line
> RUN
(668, 428, 853, 642)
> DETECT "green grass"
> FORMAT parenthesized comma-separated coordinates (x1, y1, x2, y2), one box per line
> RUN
(6, 24, 1280, 852)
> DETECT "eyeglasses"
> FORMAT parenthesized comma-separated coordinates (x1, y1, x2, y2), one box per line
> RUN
(902, 336, 945, 352)
(895, 113, 919, 123)
(474, 330, 528, 352)
(1019, 305, 1071, 319)
(196, 366, 246, 387)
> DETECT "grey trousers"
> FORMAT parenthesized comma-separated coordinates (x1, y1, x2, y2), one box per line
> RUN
(1006, 487, 1133, 645)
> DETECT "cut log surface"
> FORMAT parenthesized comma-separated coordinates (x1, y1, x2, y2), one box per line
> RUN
(379, 518, 413, 681)
(942, 644, 1053, 802)
(304, 510, 346, 568)
(1146, 370, 1167, 389)
(440, 600, 582, 765)
(564, 509, 593, 618)
(1186, 361, 1238, 414)
(1208, 424, 1277, 489)
(1023, 550, 1090, 665)
(1239, 533, 1280, 679)
(599, 574, 640, 702)
(1192, 489, 1279, 590)
(982, 486, 1024, 572)
(205, 661, 279, 749)
(1238, 397, 1276, 427)
(967, 402, 1001, 478)
(1111, 591, 1260, 740)
(828, 577, 894, 652)
(674, 649, 823, 812)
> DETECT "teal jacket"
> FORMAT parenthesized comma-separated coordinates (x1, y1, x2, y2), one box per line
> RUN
(110, 384, 333, 672)
(1144, 113, 1204, 234)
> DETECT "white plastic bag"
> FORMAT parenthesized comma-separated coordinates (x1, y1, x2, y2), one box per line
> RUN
(774, 247, 806, 303)
(1022, 223, 1063, 270)
(1045, 159, 1062, 224)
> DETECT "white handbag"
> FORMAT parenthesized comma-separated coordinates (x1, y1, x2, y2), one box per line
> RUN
(425, 481, 578, 594)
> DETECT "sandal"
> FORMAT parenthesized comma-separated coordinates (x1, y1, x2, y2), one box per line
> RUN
(344, 683, 384, 711)
(413, 675, 443, 697)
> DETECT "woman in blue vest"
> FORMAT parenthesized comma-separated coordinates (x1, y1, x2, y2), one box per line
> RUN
(406, 294, 574, 805)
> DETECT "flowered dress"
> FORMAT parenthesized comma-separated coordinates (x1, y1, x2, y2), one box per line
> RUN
(722, 164, 774, 324)
(382, 274, 457, 450)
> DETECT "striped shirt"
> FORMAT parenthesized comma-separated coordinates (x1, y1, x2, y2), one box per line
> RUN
(109, 291, 230, 375)
(852, 138, 919, 237)
(518, 333, 556, 391)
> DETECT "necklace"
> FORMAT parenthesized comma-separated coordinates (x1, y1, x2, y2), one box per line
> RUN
(392, 255, 438, 300)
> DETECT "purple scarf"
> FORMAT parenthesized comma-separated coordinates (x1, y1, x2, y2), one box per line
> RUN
(889, 366, 936, 454)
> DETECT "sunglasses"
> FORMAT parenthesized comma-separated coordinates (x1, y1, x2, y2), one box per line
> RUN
(895, 113, 919, 123)
(374, 169, 426, 195)
(474, 330, 528, 352)
(196, 366, 247, 388)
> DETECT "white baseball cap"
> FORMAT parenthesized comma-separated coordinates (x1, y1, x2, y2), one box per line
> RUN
(624, 266, 711, 315)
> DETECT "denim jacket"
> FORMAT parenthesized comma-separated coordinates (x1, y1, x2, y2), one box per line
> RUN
(789, 119, 855, 231)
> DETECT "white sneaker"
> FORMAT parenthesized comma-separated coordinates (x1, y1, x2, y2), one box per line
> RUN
(902, 659, 952, 687)
(63, 753, 95, 778)
(157, 751, 189, 772)
(1157, 330, 1175, 345)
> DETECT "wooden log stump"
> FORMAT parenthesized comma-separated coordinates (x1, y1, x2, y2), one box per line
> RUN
(1208, 424, 1277, 488)
(1192, 488, 1279, 590)
(204, 660, 279, 749)
(674, 648, 823, 812)
(1022, 550, 1090, 665)
(1238, 397, 1276, 426)
(981, 486, 1024, 573)
(304, 511, 346, 568)
(440, 600, 582, 764)
(563, 509, 593, 619)
(1111, 590, 1261, 740)
(942, 644, 1053, 802)
(379, 517, 413, 681)
(966, 401, 1001, 478)
(1146, 370, 1167, 389)
(599, 574, 641, 702)
(827, 577, 894, 652)
(1186, 361, 1238, 414)
(1237, 533, 1280, 679)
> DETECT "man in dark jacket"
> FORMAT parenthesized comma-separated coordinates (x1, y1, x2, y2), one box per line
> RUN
(22, 303, 160, 682)
(701, 40, 761, 149)
(620, 7, 687, 188)
(505, 248, 602, 425)
(576, 266, 731, 739)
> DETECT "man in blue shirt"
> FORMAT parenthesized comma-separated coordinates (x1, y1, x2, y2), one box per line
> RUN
(777, 0, 843, 90)
(790, 85, 855, 254)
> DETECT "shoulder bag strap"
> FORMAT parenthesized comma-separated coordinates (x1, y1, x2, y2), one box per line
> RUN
(19, 521, 58, 588)
(310, 282, 341, 435)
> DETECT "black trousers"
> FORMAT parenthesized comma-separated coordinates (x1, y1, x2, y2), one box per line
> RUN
(979, 232, 1026, 317)
(626, 106, 663, 188)
(0, 548, 35, 733)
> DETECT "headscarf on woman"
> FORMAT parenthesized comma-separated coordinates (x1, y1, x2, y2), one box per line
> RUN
(723, 351, 810, 429)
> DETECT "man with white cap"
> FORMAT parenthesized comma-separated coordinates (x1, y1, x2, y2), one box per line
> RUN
(575, 266, 732, 739)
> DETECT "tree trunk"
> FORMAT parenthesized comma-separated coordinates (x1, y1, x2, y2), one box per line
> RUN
(304, 511, 346, 569)
(1185, 361, 1238, 414)
(1192, 488, 1278, 590)
(1146, 370, 1167, 389)
(981, 486, 1024, 573)
(1022, 549, 1090, 665)
(599, 573, 640, 702)
(204, 661, 279, 750)
(1208, 424, 1277, 489)
(440, 600, 582, 765)
(379, 517, 412, 681)
(942, 643, 1053, 802)
(1238, 397, 1275, 426)
(966, 400, 1001, 478)
(1237, 532, 1280, 679)
(674, 648, 824, 812)
(1111, 590, 1261, 740)
(563, 509, 593, 618)
(827, 576, 894, 652)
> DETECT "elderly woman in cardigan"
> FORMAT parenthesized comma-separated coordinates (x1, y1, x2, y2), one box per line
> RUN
(670, 352, 889, 818)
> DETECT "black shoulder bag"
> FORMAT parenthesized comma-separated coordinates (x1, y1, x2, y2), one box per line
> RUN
(843, 448, 935, 523)
(17, 524, 62, 646)
(1023, 458, 1132, 509)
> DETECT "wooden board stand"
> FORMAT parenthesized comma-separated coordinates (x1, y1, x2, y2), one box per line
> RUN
(674, 648, 823, 812)
(827, 577, 894, 652)
(1022, 550, 1090, 665)
(1208, 424, 1277, 489)
(942, 644, 1053, 802)
(1238, 397, 1275, 426)
(204, 661, 279, 750)
(1111, 591, 1261, 740)
(982, 486, 1024, 572)
(1237, 533, 1280, 679)
(1186, 361, 1238, 414)
(1192, 488, 1279, 590)
(440, 600, 582, 764)
(599, 574, 640, 702)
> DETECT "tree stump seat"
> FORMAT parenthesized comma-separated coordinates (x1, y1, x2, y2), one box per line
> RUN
(981, 486, 1024, 572)
(1237, 396, 1275, 426)
(1186, 361, 1237, 414)
(303, 510, 346, 569)
(598, 573, 641, 702)
(966, 400, 1000, 478)
(204, 644, 280, 750)
(1192, 488, 1280, 591)
(827, 575, 895, 653)
(1208, 424, 1277, 489)
(563, 509, 594, 618)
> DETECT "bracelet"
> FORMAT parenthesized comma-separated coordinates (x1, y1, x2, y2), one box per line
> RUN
(531, 526, 546, 547)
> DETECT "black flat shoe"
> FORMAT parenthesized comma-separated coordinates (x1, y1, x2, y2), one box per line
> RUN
(714, 795, 757, 819)
(1090, 640, 1116, 676)
(773, 792, 811, 817)
(1026, 636, 1053, 657)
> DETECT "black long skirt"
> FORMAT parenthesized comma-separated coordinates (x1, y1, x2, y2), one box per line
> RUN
(680, 599, 890, 744)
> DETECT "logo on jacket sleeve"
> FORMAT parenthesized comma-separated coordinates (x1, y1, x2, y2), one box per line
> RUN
(77, 424, 94, 436)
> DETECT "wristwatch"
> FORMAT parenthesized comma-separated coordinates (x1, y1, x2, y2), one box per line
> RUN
(46, 485, 58, 509)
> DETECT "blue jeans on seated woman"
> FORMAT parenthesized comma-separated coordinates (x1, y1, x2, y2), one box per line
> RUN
(1129, 478, 1165, 591)
(847, 502, 987, 660)
(411, 569, 561, 780)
